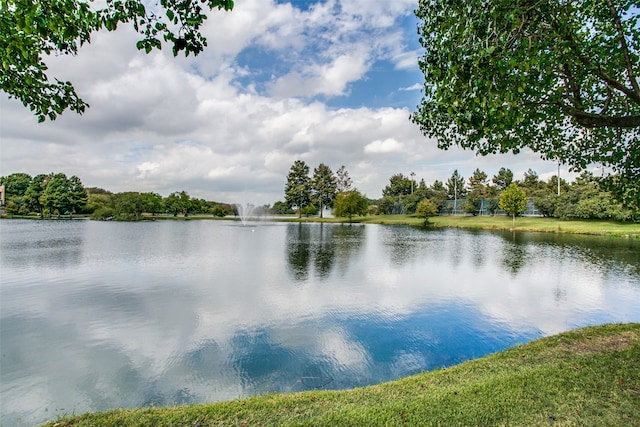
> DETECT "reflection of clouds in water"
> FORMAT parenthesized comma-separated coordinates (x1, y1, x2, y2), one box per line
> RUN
(317, 328, 371, 375)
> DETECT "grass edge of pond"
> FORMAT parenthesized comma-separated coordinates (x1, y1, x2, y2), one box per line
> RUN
(44, 323, 640, 427)
(4, 214, 640, 238)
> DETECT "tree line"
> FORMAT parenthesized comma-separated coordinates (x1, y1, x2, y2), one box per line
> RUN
(373, 167, 637, 222)
(0, 172, 238, 220)
(282, 161, 368, 221)
(2, 164, 637, 222)
(0, 172, 88, 218)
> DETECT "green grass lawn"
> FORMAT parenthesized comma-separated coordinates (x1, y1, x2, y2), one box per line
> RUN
(283, 214, 640, 238)
(44, 323, 640, 427)
(7, 212, 638, 238)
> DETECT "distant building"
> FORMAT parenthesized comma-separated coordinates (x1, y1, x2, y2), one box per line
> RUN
(0, 184, 4, 206)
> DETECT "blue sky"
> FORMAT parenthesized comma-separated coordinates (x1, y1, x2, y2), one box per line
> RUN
(0, 0, 567, 205)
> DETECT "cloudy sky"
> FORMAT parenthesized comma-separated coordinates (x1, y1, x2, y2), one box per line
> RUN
(0, 0, 569, 205)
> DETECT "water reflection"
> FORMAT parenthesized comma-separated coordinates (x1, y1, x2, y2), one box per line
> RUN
(0, 220, 638, 426)
(286, 223, 365, 282)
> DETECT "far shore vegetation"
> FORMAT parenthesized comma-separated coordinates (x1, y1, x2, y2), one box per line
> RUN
(43, 323, 640, 427)
(1, 164, 639, 228)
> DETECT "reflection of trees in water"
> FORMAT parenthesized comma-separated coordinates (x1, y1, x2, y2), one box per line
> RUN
(496, 230, 640, 278)
(382, 225, 455, 267)
(285, 223, 365, 282)
(314, 223, 336, 277)
(499, 231, 528, 276)
(501, 243, 528, 276)
(287, 224, 311, 281)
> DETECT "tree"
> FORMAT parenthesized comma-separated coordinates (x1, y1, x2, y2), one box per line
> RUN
(335, 165, 353, 193)
(272, 200, 293, 215)
(382, 173, 413, 197)
(40, 173, 72, 217)
(415, 199, 437, 227)
(24, 174, 47, 216)
(284, 160, 311, 218)
(446, 170, 466, 201)
(1, 0, 234, 121)
(67, 175, 88, 216)
(165, 190, 192, 216)
(412, 0, 639, 193)
(492, 168, 514, 192)
(464, 168, 490, 215)
(311, 163, 337, 218)
(500, 183, 528, 228)
(112, 192, 144, 220)
(427, 180, 448, 213)
(140, 192, 164, 216)
(85, 187, 113, 216)
(333, 190, 368, 223)
(519, 169, 544, 196)
(0, 172, 32, 214)
(0, 172, 32, 198)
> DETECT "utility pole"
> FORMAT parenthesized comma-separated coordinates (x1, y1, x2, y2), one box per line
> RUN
(410, 171, 415, 194)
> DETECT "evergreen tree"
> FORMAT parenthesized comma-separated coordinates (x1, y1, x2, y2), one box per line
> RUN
(284, 160, 311, 218)
(335, 165, 353, 193)
(382, 174, 413, 197)
(446, 170, 466, 200)
(492, 167, 513, 191)
(311, 163, 337, 218)
(464, 168, 489, 215)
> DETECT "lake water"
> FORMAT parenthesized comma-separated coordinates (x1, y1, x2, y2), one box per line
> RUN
(1, 219, 639, 426)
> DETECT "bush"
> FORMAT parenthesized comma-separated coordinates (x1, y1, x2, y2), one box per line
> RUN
(90, 207, 115, 220)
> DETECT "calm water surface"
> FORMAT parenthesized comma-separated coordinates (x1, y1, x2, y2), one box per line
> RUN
(1, 219, 639, 425)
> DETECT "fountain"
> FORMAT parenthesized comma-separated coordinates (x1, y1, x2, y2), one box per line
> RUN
(234, 202, 256, 226)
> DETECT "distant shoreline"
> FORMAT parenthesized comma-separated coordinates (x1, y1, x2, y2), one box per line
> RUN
(2, 213, 639, 238)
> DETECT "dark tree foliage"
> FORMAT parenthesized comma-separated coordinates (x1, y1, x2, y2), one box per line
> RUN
(413, 0, 639, 201)
(284, 160, 311, 218)
(1, 0, 234, 121)
(311, 163, 337, 218)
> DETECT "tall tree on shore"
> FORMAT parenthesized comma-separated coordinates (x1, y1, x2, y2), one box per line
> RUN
(335, 165, 353, 193)
(284, 160, 311, 218)
(446, 170, 466, 200)
(24, 174, 47, 216)
(492, 168, 514, 192)
(311, 163, 337, 218)
(464, 168, 490, 215)
(382, 174, 413, 197)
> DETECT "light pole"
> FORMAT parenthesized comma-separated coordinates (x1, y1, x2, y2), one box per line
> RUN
(410, 172, 415, 194)
(557, 161, 560, 196)
(454, 178, 457, 215)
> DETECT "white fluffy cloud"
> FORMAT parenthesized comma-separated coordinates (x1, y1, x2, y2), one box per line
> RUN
(0, 0, 560, 205)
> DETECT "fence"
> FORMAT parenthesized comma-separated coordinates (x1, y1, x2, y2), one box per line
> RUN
(440, 198, 541, 216)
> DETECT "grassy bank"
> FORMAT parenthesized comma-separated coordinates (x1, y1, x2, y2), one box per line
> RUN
(4, 213, 639, 238)
(45, 323, 639, 427)
(282, 214, 640, 238)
